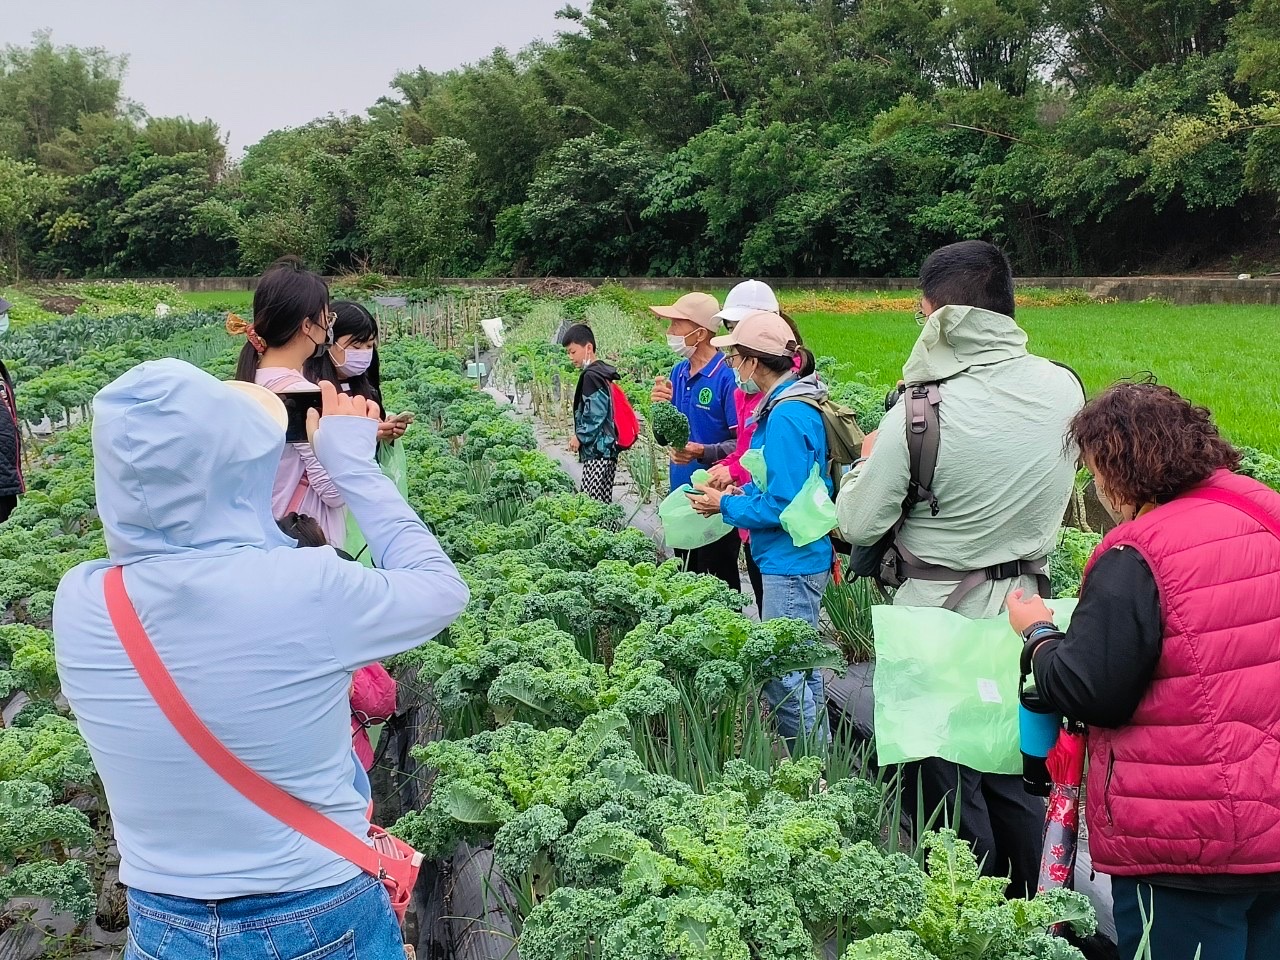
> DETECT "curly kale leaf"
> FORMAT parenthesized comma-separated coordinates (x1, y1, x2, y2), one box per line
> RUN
(519, 886, 623, 960)
(909, 830, 1093, 960)
(0, 780, 97, 920)
(0, 858, 96, 922)
(843, 931, 937, 960)
(396, 713, 637, 858)
(650, 402, 691, 448)
(531, 493, 625, 529)
(493, 803, 569, 879)
(0, 714, 95, 791)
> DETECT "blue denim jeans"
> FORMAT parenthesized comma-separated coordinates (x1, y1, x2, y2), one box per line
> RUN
(760, 571, 831, 752)
(125, 874, 404, 960)
(1112, 878, 1280, 960)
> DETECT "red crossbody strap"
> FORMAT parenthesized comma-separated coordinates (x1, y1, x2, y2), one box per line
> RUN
(286, 472, 311, 516)
(1182, 488, 1280, 542)
(102, 566, 383, 879)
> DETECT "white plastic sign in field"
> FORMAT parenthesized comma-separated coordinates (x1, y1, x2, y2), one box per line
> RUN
(481, 317, 505, 348)
(871, 599, 1078, 774)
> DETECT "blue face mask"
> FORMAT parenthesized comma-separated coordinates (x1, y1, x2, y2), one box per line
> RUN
(733, 359, 760, 395)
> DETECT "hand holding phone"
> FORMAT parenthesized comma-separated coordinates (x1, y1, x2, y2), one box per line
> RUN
(276, 382, 381, 445)
(276, 389, 323, 444)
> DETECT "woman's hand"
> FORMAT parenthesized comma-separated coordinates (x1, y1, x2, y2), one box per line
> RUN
(670, 441, 705, 465)
(307, 382, 380, 444)
(376, 419, 407, 442)
(1006, 588, 1055, 635)
(706, 463, 734, 489)
(569, 435, 581, 453)
(687, 482, 725, 517)
(652, 377, 674, 403)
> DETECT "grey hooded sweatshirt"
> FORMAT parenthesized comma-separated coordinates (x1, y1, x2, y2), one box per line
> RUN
(836, 305, 1084, 618)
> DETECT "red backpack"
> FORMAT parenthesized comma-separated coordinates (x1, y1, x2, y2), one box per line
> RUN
(610, 384, 640, 451)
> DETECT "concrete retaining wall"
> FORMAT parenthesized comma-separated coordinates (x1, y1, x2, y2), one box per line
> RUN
(44, 274, 1280, 305)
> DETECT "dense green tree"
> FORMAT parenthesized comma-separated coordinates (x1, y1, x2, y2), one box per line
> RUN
(1232, 0, 1280, 95)
(500, 134, 659, 275)
(0, 32, 128, 162)
(0, 158, 53, 280)
(3, 4, 1279, 281)
(383, 50, 564, 217)
(1050, 0, 1247, 87)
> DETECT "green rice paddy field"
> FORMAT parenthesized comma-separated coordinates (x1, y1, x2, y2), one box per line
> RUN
(636, 290, 1280, 454)
(104, 286, 1280, 452)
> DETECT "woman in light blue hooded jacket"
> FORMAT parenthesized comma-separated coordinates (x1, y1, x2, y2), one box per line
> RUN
(54, 361, 469, 960)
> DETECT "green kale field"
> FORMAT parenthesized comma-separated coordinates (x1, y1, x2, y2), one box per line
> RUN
(0, 284, 1119, 959)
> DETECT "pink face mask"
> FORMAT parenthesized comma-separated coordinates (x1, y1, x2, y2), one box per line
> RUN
(792, 354, 803, 372)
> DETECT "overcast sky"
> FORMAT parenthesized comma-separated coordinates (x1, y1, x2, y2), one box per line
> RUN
(6, 0, 570, 157)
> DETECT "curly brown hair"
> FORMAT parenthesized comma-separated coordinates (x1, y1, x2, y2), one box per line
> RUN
(1069, 381, 1241, 508)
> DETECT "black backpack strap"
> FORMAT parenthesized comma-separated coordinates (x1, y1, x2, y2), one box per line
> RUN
(1050, 360, 1087, 402)
(895, 542, 1051, 610)
(904, 383, 941, 516)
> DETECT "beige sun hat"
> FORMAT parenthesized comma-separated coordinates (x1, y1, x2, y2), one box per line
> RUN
(710, 309, 797, 356)
(225, 380, 289, 432)
(649, 292, 722, 332)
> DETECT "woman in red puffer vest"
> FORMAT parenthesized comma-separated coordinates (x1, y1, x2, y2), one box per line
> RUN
(1008, 381, 1280, 960)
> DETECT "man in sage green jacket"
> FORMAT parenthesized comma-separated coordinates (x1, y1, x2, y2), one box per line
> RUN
(836, 241, 1084, 896)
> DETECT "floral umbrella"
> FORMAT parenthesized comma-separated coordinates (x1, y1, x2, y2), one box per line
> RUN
(1037, 719, 1088, 901)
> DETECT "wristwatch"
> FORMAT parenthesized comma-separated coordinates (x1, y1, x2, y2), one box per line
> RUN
(1020, 620, 1058, 641)
(1019, 622, 1061, 675)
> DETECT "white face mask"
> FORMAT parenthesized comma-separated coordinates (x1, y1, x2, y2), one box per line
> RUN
(1095, 482, 1127, 524)
(336, 347, 373, 377)
(667, 332, 697, 359)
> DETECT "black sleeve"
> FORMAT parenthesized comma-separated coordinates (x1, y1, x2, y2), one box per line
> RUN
(1032, 546, 1163, 728)
(699, 439, 738, 464)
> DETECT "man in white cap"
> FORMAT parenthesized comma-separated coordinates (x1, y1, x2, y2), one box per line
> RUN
(650, 291, 740, 588)
(697, 280, 785, 610)
(714, 279, 780, 328)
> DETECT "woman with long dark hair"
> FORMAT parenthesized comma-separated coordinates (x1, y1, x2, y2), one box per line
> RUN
(228, 258, 352, 545)
(1008, 382, 1280, 959)
(306, 301, 405, 445)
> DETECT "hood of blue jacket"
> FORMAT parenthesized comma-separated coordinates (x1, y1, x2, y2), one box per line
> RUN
(754, 372, 830, 424)
(92, 358, 296, 564)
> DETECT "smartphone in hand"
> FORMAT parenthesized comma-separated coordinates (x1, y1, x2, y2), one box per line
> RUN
(276, 390, 323, 443)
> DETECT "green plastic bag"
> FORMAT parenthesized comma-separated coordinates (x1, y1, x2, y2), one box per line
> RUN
(779, 463, 837, 547)
(740, 447, 767, 490)
(378, 439, 409, 499)
(344, 440, 411, 567)
(871, 599, 1078, 773)
(659, 469, 732, 550)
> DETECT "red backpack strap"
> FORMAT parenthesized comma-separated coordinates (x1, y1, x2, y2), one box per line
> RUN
(102, 567, 385, 880)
